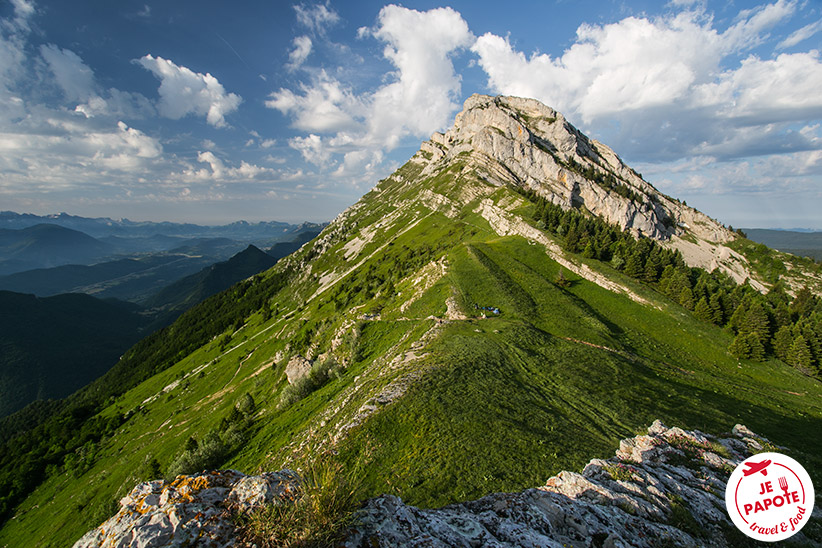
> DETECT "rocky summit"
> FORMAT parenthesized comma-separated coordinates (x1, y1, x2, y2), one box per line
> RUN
(73, 422, 820, 547)
(417, 95, 758, 287)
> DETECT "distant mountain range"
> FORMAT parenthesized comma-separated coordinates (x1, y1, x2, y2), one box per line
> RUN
(0, 211, 312, 240)
(743, 228, 822, 260)
(0, 212, 325, 276)
(0, 217, 325, 294)
(0, 224, 114, 276)
(144, 245, 279, 324)
(0, 223, 323, 418)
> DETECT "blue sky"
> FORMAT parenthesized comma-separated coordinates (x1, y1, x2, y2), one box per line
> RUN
(1, 0, 821, 228)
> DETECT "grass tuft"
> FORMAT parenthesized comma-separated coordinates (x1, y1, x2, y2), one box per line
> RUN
(237, 453, 363, 548)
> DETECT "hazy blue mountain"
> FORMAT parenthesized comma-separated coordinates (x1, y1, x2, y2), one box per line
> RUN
(743, 228, 822, 260)
(0, 211, 322, 242)
(0, 291, 147, 418)
(164, 237, 249, 258)
(0, 224, 113, 276)
(98, 234, 188, 253)
(0, 254, 220, 302)
(143, 245, 278, 320)
(0, 219, 326, 294)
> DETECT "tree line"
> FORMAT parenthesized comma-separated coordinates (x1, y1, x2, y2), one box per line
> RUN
(522, 188, 822, 374)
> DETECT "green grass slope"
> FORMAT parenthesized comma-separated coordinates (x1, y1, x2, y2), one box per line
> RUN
(1, 161, 820, 547)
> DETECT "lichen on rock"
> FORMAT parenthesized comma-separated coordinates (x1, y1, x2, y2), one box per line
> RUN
(72, 469, 299, 548)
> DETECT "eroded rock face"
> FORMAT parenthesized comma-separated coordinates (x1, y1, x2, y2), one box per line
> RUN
(72, 469, 299, 548)
(285, 354, 312, 385)
(342, 421, 818, 548)
(418, 94, 734, 246)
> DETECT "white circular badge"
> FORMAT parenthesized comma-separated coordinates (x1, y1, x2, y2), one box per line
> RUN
(725, 452, 815, 542)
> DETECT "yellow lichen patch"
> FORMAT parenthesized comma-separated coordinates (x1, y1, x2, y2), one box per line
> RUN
(134, 495, 155, 515)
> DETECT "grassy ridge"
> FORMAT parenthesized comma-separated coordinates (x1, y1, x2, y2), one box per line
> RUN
(2, 167, 821, 546)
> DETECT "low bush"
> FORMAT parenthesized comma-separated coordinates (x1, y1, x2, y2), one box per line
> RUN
(280, 357, 344, 408)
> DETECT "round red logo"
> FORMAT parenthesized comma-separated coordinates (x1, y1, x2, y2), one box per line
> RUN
(725, 452, 814, 542)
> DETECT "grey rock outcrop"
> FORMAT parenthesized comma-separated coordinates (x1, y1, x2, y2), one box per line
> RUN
(72, 469, 299, 548)
(412, 95, 772, 290)
(285, 354, 312, 384)
(343, 421, 819, 547)
(418, 95, 732, 244)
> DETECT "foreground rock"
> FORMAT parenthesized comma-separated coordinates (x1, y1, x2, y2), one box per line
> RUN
(72, 469, 299, 548)
(74, 422, 819, 547)
(343, 421, 819, 547)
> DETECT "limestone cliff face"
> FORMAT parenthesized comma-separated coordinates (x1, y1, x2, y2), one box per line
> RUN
(418, 94, 733, 245)
(72, 422, 820, 548)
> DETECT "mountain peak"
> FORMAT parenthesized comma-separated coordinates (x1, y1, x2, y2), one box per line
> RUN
(415, 94, 732, 246)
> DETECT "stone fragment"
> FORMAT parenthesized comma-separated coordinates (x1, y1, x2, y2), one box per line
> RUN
(284, 355, 312, 384)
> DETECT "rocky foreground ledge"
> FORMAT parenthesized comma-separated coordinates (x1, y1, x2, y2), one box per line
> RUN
(73, 421, 820, 547)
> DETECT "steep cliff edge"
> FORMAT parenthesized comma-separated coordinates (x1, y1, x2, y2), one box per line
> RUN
(72, 422, 821, 547)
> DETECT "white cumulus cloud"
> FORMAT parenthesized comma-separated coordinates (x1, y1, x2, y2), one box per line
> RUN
(294, 2, 340, 34)
(269, 5, 473, 181)
(361, 5, 474, 148)
(289, 134, 331, 166)
(267, 69, 360, 133)
(472, 1, 822, 165)
(40, 44, 96, 101)
(287, 35, 312, 70)
(181, 150, 278, 182)
(136, 54, 241, 127)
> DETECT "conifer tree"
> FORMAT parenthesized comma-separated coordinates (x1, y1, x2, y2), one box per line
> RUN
(709, 292, 725, 325)
(729, 332, 752, 359)
(658, 265, 676, 294)
(643, 252, 661, 283)
(790, 286, 816, 319)
(746, 332, 766, 362)
(728, 301, 748, 334)
(679, 286, 695, 311)
(694, 297, 713, 323)
(564, 226, 580, 253)
(787, 335, 813, 370)
(744, 301, 771, 343)
(624, 251, 644, 279)
(773, 325, 794, 361)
